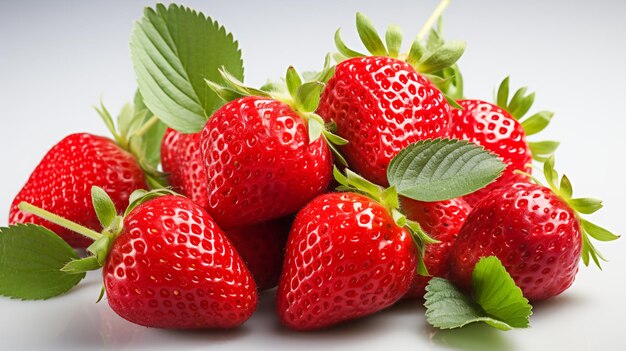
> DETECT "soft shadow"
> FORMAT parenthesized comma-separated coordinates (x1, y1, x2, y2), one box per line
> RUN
(428, 323, 515, 351)
(531, 293, 588, 313)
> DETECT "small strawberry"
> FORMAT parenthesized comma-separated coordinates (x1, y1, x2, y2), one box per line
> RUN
(9, 101, 166, 248)
(160, 128, 184, 193)
(400, 197, 470, 299)
(15, 188, 258, 328)
(276, 191, 417, 330)
(225, 217, 291, 291)
(202, 64, 344, 229)
(449, 157, 619, 301)
(317, 13, 466, 185)
(9, 133, 147, 248)
(449, 77, 559, 206)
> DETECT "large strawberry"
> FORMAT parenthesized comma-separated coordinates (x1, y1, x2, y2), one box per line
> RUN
(277, 191, 417, 330)
(449, 157, 619, 301)
(449, 77, 559, 206)
(14, 188, 258, 328)
(9, 133, 147, 248)
(202, 65, 344, 229)
(317, 13, 466, 186)
(400, 197, 470, 298)
(225, 217, 291, 291)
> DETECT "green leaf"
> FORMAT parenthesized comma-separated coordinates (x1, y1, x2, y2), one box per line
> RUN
(520, 111, 553, 136)
(581, 219, 620, 242)
(286, 66, 303, 98)
(425, 257, 532, 331)
(385, 24, 403, 58)
(130, 3, 243, 133)
(416, 41, 466, 74)
(387, 139, 505, 202)
(0, 224, 85, 300)
(424, 278, 514, 331)
(472, 257, 532, 329)
(570, 198, 603, 215)
(91, 187, 117, 228)
(355, 13, 387, 56)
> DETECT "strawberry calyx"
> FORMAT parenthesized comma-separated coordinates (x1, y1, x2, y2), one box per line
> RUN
(333, 7, 465, 108)
(495, 77, 559, 162)
(333, 166, 437, 275)
(95, 97, 168, 188)
(521, 156, 620, 268)
(17, 187, 178, 274)
(206, 60, 349, 165)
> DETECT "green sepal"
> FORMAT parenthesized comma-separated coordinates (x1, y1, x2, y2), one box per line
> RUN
(125, 188, 179, 217)
(91, 187, 117, 228)
(0, 224, 86, 300)
(569, 198, 603, 215)
(308, 118, 324, 143)
(61, 256, 103, 274)
(295, 81, 325, 113)
(286, 66, 303, 98)
(529, 141, 560, 162)
(415, 41, 466, 74)
(385, 24, 403, 58)
(581, 219, 620, 242)
(355, 12, 387, 56)
(87, 235, 114, 266)
(406, 38, 427, 67)
(96, 285, 106, 303)
(521, 111, 553, 136)
(334, 29, 365, 59)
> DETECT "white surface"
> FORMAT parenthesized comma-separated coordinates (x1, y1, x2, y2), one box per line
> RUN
(1, 1, 625, 350)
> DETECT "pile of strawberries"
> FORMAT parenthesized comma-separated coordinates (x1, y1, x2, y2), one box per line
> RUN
(1, 2, 618, 334)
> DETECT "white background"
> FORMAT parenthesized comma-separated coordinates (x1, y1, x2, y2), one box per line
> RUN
(1, 1, 625, 350)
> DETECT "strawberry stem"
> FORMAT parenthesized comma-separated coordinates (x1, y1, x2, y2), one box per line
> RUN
(417, 0, 451, 40)
(133, 115, 160, 139)
(18, 202, 103, 241)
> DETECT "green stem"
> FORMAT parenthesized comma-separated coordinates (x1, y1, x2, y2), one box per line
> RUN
(18, 202, 102, 241)
(134, 115, 160, 138)
(417, 0, 451, 40)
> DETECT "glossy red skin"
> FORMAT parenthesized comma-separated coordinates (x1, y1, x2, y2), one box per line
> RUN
(9, 133, 146, 248)
(103, 196, 258, 329)
(161, 128, 183, 193)
(450, 100, 532, 207)
(277, 192, 417, 331)
(400, 197, 470, 299)
(201, 96, 333, 229)
(318, 56, 451, 186)
(225, 217, 291, 291)
(449, 182, 582, 301)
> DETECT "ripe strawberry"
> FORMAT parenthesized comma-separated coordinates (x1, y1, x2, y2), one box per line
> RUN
(449, 158, 619, 301)
(449, 78, 558, 206)
(9, 133, 147, 248)
(225, 217, 291, 291)
(160, 128, 183, 193)
(400, 197, 470, 298)
(276, 192, 417, 330)
(104, 194, 257, 328)
(202, 64, 343, 229)
(317, 13, 466, 186)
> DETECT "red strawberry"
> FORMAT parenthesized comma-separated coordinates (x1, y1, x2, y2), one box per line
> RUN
(201, 95, 333, 229)
(225, 217, 291, 291)
(400, 197, 470, 298)
(276, 192, 417, 330)
(9, 133, 147, 248)
(317, 13, 465, 186)
(160, 128, 183, 192)
(449, 78, 558, 207)
(448, 159, 618, 301)
(104, 194, 257, 328)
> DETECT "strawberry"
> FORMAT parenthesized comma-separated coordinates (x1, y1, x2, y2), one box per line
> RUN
(276, 192, 417, 330)
(317, 13, 466, 186)
(449, 158, 619, 301)
(160, 128, 183, 193)
(202, 65, 343, 229)
(9, 133, 147, 248)
(103, 194, 257, 328)
(449, 78, 558, 207)
(225, 217, 291, 291)
(15, 188, 258, 328)
(400, 197, 470, 298)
